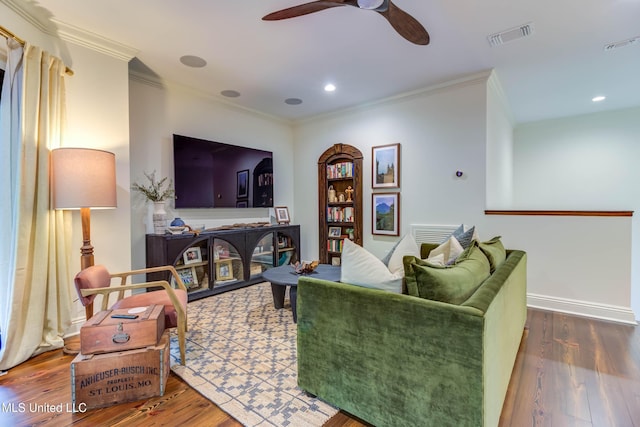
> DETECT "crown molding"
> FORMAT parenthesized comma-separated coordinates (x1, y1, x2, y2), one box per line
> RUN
(296, 70, 494, 125)
(1, 0, 137, 61)
(129, 70, 291, 125)
(52, 19, 138, 61)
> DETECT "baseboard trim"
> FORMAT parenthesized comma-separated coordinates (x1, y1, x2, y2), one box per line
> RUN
(63, 316, 85, 338)
(527, 293, 638, 325)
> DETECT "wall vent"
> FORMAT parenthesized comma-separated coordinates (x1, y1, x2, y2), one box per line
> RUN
(604, 36, 639, 51)
(410, 224, 459, 245)
(488, 22, 535, 47)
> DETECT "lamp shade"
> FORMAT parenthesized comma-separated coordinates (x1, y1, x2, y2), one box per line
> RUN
(52, 148, 117, 209)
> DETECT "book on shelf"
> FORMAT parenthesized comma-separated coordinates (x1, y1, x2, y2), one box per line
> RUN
(326, 162, 354, 179)
(327, 206, 355, 222)
(327, 239, 344, 253)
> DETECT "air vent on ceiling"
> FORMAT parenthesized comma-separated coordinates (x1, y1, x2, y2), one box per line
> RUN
(604, 36, 639, 51)
(488, 22, 534, 47)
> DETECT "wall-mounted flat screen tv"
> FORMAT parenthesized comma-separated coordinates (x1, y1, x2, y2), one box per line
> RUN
(173, 134, 273, 208)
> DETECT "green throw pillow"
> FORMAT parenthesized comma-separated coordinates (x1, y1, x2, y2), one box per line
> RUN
(477, 236, 506, 272)
(404, 242, 490, 305)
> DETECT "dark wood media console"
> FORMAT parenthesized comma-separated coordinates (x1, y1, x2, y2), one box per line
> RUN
(146, 224, 300, 301)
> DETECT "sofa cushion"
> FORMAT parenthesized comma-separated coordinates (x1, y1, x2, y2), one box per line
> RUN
(404, 242, 491, 304)
(478, 236, 506, 272)
(428, 235, 464, 265)
(386, 233, 421, 274)
(341, 239, 406, 293)
(450, 224, 476, 249)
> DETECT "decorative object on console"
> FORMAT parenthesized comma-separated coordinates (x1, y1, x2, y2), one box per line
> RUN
(183, 247, 202, 264)
(170, 217, 185, 227)
(275, 206, 290, 224)
(372, 192, 400, 236)
(372, 143, 400, 188)
(153, 202, 167, 234)
(131, 170, 175, 234)
(131, 170, 175, 202)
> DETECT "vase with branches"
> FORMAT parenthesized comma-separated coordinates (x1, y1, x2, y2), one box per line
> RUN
(132, 171, 174, 234)
(131, 170, 174, 202)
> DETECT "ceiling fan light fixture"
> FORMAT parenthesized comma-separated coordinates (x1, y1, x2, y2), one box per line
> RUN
(357, 0, 385, 10)
(324, 83, 336, 92)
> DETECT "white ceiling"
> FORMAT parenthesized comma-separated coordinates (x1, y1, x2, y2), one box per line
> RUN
(9, 0, 640, 123)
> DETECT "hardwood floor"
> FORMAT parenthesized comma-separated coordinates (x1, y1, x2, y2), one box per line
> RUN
(0, 309, 638, 427)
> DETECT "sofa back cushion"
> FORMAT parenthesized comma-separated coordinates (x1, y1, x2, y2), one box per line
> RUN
(404, 242, 491, 304)
(478, 236, 507, 272)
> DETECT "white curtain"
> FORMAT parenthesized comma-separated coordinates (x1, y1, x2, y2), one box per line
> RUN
(0, 41, 73, 371)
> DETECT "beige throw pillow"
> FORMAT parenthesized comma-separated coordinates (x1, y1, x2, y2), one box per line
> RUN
(428, 235, 464, 265)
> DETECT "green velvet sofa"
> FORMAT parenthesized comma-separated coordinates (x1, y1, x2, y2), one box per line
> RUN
(296, 244, 527, 427)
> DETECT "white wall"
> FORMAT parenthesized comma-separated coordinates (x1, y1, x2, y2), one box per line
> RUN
(513, 107, 640, 321)
(128, 76, 295, 270)
(293, 73, 638, 324)
(293, 73, 493, 260)
(485, 72, 514, 208)
(1, 6, 132, 331)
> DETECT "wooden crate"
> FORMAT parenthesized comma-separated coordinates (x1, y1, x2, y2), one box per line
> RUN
(71, 330, 170, 410)
(80, 305, 165, 355)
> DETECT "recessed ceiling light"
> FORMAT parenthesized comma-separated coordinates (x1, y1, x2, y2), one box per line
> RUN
(221, 90, 241, 98)
(285, 98, 303, 105)
(592, 96, 606, 102)
(324, 83, 336, 92)
(179, 55, 207, 68)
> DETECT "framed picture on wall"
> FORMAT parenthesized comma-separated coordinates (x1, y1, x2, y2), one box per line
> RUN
(372, 192, 400, 236)
(237, 169, 249, 198)
(372, 143, 400, 188)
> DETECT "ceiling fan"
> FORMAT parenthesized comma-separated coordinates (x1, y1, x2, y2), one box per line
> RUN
(262, 0, 430, 45)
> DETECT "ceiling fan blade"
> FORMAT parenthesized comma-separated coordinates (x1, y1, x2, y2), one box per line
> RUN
(262, 1, 350, 21)
(377, 0, 430, 45)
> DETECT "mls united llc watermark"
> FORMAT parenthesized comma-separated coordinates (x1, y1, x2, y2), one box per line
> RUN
(2, 402, 87, 414)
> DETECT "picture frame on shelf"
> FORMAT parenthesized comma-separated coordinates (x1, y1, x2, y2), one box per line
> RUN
(372, 192, 400, 236)
(216, 259, 234, 281)
(237, 169, 249, 198)
(372, 143, 400, 188)
(275, 206, 290, 224)
(328, 226, 342, 237)
(236, 200, 248, 208)
(175, 267, 198, 288)
(183, 247, 202, 264)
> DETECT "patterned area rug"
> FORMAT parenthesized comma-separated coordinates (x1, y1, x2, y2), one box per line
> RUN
(169, 282, 338, 426)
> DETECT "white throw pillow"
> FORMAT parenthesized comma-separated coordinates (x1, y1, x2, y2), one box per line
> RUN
(428, 235, 464, 265)
(340, 239, 404, 293)
(386, 233, 421, 275)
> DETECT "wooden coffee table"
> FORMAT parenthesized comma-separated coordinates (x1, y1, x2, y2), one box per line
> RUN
(262, 264, 341, 323)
